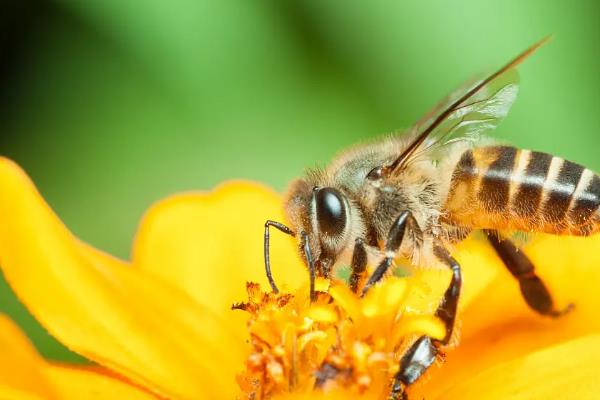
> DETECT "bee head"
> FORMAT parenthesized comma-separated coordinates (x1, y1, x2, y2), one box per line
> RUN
(284, 178, 354, 274)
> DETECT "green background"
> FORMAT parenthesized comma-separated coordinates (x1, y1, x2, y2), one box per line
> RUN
(0, 1, 599, 362)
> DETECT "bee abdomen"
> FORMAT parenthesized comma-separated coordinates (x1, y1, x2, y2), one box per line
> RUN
(444, 146, 600, 235)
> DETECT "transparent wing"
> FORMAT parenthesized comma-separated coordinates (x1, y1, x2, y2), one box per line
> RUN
(409, 69, 519, 162)
(388, 37, 549, 174)
(409, 75, 480, 138)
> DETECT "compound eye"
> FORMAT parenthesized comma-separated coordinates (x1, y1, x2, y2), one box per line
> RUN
(315, 187, 347, 236)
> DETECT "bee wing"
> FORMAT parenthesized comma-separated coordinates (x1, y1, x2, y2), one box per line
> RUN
(408, 69, 519, 162)
(388, 37, 549, 173)
(409, 75, 481, 139)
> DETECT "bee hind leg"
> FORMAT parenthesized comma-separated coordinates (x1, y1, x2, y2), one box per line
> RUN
(484, 230, 573, 317)
(389, 245, 462, 399)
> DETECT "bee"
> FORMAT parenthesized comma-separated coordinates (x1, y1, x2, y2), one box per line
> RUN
(263, 37, 591, 398)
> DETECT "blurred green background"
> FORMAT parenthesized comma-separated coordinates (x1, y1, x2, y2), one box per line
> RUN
(0, 0, 599, 362)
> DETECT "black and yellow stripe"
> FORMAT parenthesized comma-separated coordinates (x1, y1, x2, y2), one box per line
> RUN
(444, 146, 600, 235)
(512, 150, 552, 218)
(478, 146, 517, 213)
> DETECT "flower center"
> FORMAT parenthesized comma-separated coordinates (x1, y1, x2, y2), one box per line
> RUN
(232, 278, 446, 399)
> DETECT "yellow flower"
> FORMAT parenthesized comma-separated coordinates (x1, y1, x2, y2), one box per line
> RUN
(0, 156, 599, 399)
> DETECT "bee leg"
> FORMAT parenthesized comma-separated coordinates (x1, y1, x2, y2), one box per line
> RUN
(485, 230, 573, 317)
(362, 210, 420, 296)
(431, 246, 462, 343)
(389, 337, 437, 399)
(300, 231, 317, 302)
(263, 220, 295, 294)
(389, 246, 462, 399)
(349, 238, 368, 293)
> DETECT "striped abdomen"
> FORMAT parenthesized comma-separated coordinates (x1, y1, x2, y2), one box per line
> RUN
(444, 145, 600, 235)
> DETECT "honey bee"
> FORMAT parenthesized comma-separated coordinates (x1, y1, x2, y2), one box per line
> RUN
(263, 37, 589, 398)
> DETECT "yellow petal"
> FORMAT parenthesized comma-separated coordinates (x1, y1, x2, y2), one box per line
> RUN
(0, 314, 55, 400)
(437, 335, 600, 400)
(411, 234, 600, 399)
(464, 234, 600, 338)
(460, 234, 600, 364)
(453, 235, 503, 309)
(402, 236, 501, 317)
(132, 181, 306, 328)
(274, 390, 380, 400)
(0, 157, 244, 400)
(315, 277, 330, 292)
(0, 313, 158, 399)
(306, 305, 338, 324)
(45, 365, 159, 400)
(361, 278, 408, 317)
(391, 315, 446, 343)
(329, 283, 362, 323)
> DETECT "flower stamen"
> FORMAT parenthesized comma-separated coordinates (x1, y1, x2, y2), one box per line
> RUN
(233, 277, 445, 399)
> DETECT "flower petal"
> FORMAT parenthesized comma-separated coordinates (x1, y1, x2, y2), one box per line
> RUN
(0, 314, 54, 400)
(437, 335, 600, 400)
(402, 237, 501, 317)
(460, 235, 600, 364)
(411, 234, 600, 399)
(0, 158, 244, 399)
(329, 283, 362, 324)
(274, 390, 380, 400)
(462, 234, 600, 338)
(44, 365, 159, 400)
(132, 181, 306, 325)
(452, 235, 503, 309)
(0, 313, 158, 399)
(391, 315, 446, 343)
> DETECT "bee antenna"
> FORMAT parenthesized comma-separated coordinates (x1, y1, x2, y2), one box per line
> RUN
(264, 220, 295, 294)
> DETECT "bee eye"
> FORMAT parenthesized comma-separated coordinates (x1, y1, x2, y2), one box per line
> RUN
(315, 187, 347, 236)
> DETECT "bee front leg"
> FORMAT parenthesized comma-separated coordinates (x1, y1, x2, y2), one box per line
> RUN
(362, 210, 421, 296)
(349, 238, 368, 293)
(263, 220, 295, 293)
(485, 230, 573, 317)
(390, 245, 462, 399)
